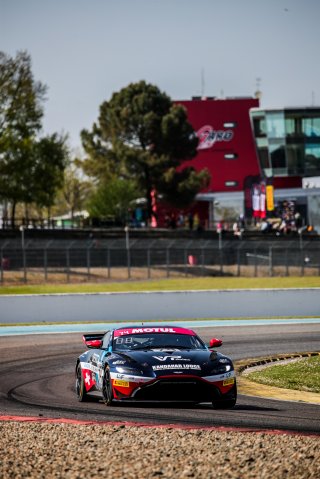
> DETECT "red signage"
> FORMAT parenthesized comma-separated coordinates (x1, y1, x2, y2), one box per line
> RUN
(197, 125, 233, 150)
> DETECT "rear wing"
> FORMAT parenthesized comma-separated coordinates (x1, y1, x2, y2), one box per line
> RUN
(83, 333, 105, 349)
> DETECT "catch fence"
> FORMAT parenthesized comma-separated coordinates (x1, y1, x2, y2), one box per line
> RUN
(0, 237, 319, 284)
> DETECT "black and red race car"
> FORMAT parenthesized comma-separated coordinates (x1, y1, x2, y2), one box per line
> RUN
(75, 325, 237, 408)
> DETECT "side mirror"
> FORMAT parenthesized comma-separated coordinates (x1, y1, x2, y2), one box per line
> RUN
(209, 338, 223, 348)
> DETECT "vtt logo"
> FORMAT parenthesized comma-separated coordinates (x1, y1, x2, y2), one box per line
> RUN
(196, 125, 233, 150)
(153, 355, 189, 362)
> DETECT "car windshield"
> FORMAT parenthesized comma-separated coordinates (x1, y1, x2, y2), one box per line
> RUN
(113, 333, 206, 351)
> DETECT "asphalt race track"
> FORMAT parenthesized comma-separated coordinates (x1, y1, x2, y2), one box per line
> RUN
(1, 323, 320, 434)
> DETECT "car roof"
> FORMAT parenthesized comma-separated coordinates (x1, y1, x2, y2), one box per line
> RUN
(113, 325, 197, 337)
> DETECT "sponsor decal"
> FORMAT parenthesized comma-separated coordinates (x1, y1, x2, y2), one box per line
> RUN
(152, 355, 190, 362)
(114, 327, 195, 337)
(113, 380, 129, 388)
(203, 371, 235, 383)
(111, 360, 126, 365)
(223, 378, 235, 386)
(110, 372, 153, 382)
(197, 125, 233, 150)
(81, 362, 99, 374)
(82, 369, 95, 390)
(152, 364, 201, 371)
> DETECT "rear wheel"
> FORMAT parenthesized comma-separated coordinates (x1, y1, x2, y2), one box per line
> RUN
(102, 366, 114, 406)
(76, 364, 88, 402)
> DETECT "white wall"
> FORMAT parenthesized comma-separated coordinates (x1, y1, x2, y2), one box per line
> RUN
(0, 289, 319, 324)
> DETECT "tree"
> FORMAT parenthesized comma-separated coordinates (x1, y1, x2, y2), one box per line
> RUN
(87, 177, 140, 224)
(58, 161, 91, 219)
(0, 51, 68, 226)
(81, 81, 209, 222)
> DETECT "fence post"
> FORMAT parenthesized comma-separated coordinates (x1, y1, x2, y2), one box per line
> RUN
(0, 249, 3, 283)
(147, 248, 151, 279)
(285, 248, 289, 276)
(22, 246, 27, 283)
(44, 249, 48, 281)
(201, 248, 205, 276)
(66, 248, 70, 282)
(86, 247, 91, 279)
(300, 248, 304, 276)
(107, 249, 111, 279)
(269, 246, 273, 277)
(184, 249, 188, 277)
(219, 248, 223, 275)
(237, 246, 241, 277)
(125, 226, 131, 279)
(254, 248, 258, 277)
(166, 248, 170, 278)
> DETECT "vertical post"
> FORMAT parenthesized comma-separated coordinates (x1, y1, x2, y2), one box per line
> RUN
(285, 248, 289, 277)
(237, 246, 241, 277)
(254, 248, 258, 277)
(147, 248, 151, 279)
(20, 225, 27, 283)
(107, 249, 111, 279)
(20, 225, 25, 250)
(87, 247, 91, 279)
(269, 246, 273, 277)
(166, 248, 170, 278)
(184, 249, 188, 277)
(44, 249, 48, 281)
(66, 248, 70, 282)
(219, 248, 223, 275)
(0, 249, 3, 283)
(125, 226, 131, 279)
(300, 250, 304, 277)
(201, 248, 205, 276)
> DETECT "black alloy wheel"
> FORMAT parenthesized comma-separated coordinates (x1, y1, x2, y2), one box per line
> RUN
(102, 366, 114, 406)
(212, 384, 237, 409)
(76, 363, 88, 402)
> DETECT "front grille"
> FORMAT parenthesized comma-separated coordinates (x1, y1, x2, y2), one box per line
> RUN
(132, 377, 219, 402)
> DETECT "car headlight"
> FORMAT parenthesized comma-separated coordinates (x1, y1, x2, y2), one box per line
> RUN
(210, 359, 233, 375)
(115, 366, 144, 376)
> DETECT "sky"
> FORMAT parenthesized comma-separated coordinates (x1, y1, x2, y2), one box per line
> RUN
(1, 0, 320, 151)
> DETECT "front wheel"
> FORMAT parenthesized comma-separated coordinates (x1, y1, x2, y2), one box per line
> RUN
(102, 366, 114, 406)
(76, 364, 88, 402)
(212, 383, 237, 409)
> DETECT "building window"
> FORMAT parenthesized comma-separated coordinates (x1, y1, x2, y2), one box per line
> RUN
(225, 181, 238, 187)
(302, 117, 320, 137)
(223, 122, 237, 128)
(224, 153, 238, 159)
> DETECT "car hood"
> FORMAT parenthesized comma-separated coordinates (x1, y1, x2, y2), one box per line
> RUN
(109, 349, 229, 377)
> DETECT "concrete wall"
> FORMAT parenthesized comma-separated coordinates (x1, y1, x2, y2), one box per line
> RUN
(0, 289, 319, 324)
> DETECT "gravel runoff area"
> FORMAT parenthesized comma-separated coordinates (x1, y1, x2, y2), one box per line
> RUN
(1, 421, 319, 479)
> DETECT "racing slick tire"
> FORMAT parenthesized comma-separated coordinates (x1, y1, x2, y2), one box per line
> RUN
(212, 384, 237, 409)
(76, 363, 88, 402)
(102, 366, 114, 406)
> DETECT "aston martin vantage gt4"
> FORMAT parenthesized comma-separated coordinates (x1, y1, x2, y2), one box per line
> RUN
(75, 326, 237, 408)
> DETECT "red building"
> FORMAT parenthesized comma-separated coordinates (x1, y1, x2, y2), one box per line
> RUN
(154, 97, 320, 231)
(178, 97, 260, 193)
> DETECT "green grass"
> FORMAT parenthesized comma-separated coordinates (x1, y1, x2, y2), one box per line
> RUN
(0, 276, 320, 295)
(247, 356, 320, 393)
